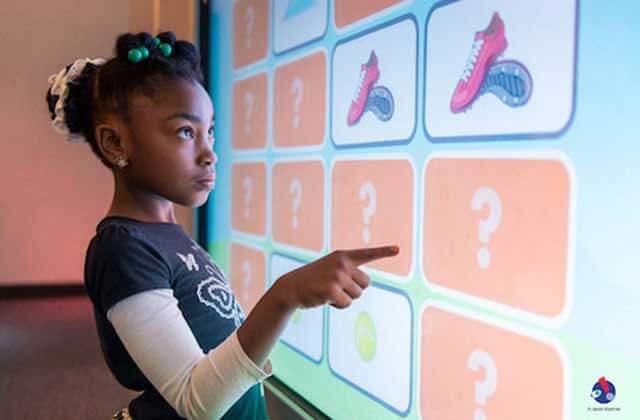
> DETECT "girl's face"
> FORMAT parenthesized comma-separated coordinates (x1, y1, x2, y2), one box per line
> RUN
(123, 77, 217, 208)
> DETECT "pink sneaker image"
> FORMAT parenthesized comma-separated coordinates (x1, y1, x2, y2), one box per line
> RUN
(450, 12, 508, 113)
(347, 50, 380, 126)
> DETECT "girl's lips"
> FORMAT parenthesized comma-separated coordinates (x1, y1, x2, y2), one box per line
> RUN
(196, 173, 216, 183)
(195, 176, 215, 189)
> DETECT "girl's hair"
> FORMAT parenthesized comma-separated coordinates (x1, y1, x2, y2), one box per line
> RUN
(45, 31, 205, 168)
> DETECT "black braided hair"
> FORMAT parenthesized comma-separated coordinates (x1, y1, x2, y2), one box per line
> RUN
(45, 31, 204, 169)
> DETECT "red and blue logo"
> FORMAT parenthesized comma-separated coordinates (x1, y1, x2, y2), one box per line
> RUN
(591, 376, 616, 404)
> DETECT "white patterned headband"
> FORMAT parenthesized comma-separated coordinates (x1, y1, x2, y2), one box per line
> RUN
(47, 57, 106, 143)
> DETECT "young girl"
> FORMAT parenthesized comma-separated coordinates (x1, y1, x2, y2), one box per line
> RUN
(45, 31, 399, 420)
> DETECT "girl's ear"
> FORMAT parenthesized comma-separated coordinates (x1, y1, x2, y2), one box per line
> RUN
(95, 122, 128, 166)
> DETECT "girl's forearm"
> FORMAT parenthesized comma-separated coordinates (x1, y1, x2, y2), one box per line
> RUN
(236, 279, 296, 369)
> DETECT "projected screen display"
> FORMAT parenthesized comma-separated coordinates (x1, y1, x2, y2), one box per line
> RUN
(207, 1, 640, 418)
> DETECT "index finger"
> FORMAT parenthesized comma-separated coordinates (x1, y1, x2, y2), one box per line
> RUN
(342, 245, 400, 266)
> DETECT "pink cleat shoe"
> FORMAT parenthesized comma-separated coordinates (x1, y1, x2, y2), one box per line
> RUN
(450, 12, 508, 113)
(347, 50, 380, 126)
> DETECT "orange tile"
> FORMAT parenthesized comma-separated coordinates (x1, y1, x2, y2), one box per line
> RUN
(233, 0, 269, 69)
(420, 305, 565, 420)
(274, 51, 326, 148)
(423, 157, 571, 317)
(231, 161, 267, 236)
(230, 242, 266, 313)
(334, 0, 404, 29)
(331, 158, 413, 276)
(272, 160, 325, 252)
(232, 73, 268, 150)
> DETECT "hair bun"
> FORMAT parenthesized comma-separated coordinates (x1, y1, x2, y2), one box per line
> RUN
(155, 31, 176, 46)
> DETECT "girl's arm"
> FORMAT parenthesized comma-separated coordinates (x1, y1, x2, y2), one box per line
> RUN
(106, 246, 397, 420)
(236, 246, 399, 369)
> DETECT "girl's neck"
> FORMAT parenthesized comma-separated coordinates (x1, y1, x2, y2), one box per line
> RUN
(105, 206, 177, 224)
(107, 176, 177, 224)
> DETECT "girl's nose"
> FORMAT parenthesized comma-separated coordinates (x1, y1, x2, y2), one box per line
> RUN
(199, 149, 214, 166)
(201, 151, 216, 167)
(198, 137, 217, 166)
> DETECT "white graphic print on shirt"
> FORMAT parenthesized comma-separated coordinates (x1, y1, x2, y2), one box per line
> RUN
(176, 241, 245, 328)
(176, 252, 199, 272)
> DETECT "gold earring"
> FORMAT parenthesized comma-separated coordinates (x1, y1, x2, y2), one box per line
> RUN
(115, 156, 129, 168)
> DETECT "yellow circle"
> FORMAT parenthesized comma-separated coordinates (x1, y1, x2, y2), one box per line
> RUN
(354, 311, 376, 362)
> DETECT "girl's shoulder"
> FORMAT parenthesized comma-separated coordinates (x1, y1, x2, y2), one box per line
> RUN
(85, 217, 176, 312)
(90, 216, 179, 266)
(95, 216, 147, 242)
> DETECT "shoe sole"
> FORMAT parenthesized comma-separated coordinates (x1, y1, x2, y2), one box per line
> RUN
(479, 60, 533, 107)
(364, 86, 394, 122)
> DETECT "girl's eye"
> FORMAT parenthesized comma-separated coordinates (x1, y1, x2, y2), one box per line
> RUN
(178, 127, 195, 140)
(208, 126, 215, 138)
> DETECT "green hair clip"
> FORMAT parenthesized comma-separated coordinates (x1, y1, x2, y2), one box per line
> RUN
(127, 46, 149, 63)
(158, 43, 172, 57)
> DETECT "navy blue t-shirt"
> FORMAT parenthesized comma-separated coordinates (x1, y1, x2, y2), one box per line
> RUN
(84, 216, 267, 419)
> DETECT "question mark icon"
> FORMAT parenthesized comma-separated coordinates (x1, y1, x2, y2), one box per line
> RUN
(471, 187, 502, 270)
(245, 6, 255, 49)
(242, 176, 253, 220)
(467, 349, 497, 420)
(241, 260, 251, 303)
(291, 77, 304, 129)
(243, 91, 254, 135)
(359, 182, 377, 244)
(290, 178, 302, 229)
